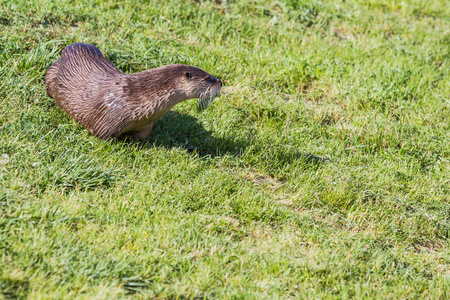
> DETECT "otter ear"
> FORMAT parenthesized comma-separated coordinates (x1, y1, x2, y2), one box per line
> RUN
(185, 72, 192, 80)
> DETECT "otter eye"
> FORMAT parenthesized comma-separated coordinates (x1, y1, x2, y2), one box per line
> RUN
(185, 72, 192, 80)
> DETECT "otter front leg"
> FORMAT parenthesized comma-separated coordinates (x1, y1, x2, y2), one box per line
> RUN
(134, 123, 154, 142)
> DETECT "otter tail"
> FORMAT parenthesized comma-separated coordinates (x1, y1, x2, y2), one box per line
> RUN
(45, 59, 60, 99)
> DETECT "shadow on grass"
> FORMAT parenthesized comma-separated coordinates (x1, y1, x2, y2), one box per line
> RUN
(116, 111, 244, 158)
(117, 111, 330, 165)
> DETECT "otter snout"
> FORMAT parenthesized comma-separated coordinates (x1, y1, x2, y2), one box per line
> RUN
(211, 75, 222, 93)
(207, 74, 222, 94)
(207, 74, 222, 87)
(212, 76, 222, 90)
(196, 73, 222, 111)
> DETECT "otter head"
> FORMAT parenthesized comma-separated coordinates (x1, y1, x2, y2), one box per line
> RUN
(175, 65, 222, 111)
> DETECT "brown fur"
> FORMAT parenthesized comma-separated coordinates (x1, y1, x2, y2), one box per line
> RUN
(45, 43, 222, 141)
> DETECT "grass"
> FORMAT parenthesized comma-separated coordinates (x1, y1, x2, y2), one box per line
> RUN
(0, 0, 449, 298)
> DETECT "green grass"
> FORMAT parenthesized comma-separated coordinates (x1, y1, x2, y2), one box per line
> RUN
(1, 0, 450, 298)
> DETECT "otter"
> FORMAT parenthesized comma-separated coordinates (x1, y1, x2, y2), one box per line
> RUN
(45, 43, 222, 141)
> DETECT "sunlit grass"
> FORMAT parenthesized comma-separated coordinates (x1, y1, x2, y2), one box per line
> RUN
(1, 0, 449, 298)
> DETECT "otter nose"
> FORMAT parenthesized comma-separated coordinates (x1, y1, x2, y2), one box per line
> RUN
(209, 75, 222, 87)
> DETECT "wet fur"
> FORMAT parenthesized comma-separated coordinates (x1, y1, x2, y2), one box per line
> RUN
(46, 43, 222, 141)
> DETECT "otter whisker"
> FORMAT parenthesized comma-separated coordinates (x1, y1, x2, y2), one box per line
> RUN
(197, 87, 214, 111)
(197, 83, 222, 112)
(197, 96, 211, 111)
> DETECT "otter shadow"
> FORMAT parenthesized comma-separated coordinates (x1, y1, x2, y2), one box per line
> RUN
(117, 111, 330, 165)
(145, 111, 244, 158)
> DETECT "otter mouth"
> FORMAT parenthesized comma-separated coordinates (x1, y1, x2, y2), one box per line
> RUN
(197, 84, 222, 112)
